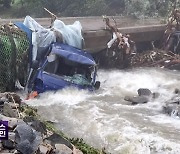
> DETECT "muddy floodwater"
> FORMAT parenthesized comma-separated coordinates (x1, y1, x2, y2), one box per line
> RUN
(26, 68, 180, 154)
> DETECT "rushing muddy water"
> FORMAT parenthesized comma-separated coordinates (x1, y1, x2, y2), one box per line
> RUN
(26, 68, 180, 154)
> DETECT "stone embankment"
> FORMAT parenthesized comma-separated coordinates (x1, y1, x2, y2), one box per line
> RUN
(0, 92, 103, 154)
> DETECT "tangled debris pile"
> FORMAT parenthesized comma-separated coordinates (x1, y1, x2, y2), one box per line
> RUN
(101, 16, 136, 68)
(98, 6, 180, 69)
(130, 49, 180, 69)
(0, 93, 104, 154)
(130, 6, 180, 69)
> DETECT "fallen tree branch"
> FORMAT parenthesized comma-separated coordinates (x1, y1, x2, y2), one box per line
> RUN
(44, 7, 57, 19)
(44, 7, 57, 25)
(103, 16, 135, 54)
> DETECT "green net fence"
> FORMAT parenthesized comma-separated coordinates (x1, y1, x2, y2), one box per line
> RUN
(0, 24, 30, 92)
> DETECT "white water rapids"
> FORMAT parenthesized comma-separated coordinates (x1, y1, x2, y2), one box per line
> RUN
(25, 68, 180, 154)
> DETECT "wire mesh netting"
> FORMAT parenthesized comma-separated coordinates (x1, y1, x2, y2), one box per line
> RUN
(0, 24, 30, 92)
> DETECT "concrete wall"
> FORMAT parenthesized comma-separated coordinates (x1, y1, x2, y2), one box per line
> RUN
(0, 16, 166, 52)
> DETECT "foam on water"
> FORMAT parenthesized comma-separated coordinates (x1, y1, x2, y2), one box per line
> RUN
(25, 68, 180, 153)
(26, 87, 91, 106)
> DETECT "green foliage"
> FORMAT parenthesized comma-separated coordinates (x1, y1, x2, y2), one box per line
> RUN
(44, 121, 105, 154)
(124, 0, 173, 18)
(70, 138, 106, 154)
(6, 0, 180, 18)
(44, 121, 66, 138)
(23, 106, 38, 116)
(0, 0, 12, 8)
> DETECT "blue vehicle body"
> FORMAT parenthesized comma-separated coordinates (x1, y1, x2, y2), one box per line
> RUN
(30, 43, 99, 93)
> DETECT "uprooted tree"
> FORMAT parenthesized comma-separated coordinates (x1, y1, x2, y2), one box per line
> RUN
(100, 16, 136, 68)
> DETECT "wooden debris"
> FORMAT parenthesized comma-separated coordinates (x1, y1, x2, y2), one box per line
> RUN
(44, 7, 57, 26)
(162, 3, 180, 53)
(103, 16, 136, 55)
(102, 16, 136, 68)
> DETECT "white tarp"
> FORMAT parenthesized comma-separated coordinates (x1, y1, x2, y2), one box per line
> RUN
(23, 16, 84, 61)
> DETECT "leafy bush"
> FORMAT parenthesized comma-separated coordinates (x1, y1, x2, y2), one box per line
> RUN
(9, 0, 180, 18)
(0, 0, 12, 8)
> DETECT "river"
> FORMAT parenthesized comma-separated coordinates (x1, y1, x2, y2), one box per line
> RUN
(26, 67, 180, 154)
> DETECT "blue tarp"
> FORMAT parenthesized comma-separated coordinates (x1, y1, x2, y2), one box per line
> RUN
(15, 22, 32, 43)
(51, 43, 96, 66)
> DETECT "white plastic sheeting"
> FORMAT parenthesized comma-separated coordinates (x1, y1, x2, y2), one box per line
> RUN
(107, 32, 130, 49)
(53, 20, 83, 50)
(23, 16, 84, 61)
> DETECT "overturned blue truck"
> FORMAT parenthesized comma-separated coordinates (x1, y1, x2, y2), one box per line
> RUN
(28, 43, 100, 93)
(0, 16, 100, 93)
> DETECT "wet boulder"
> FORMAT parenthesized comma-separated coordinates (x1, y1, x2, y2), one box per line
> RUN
(30, 120, 47, 135)
(2, 132, 16, 150)
(15, 123, 42, 154)
(137, 88, 152, 96)
(16, 139, 34, 154)
(2, 140, 15, 150)
(45, 133, 73, 150)
(163, 104, 180, 117)
(15, 124, 36, 143)
(55, 144, 73, 154)
(124, 95, 149, 105)
(3, 102, 18, 118)
(124, 88, 159, 105)
(174, 88, 180, 94)
(37, 144, 53, 154)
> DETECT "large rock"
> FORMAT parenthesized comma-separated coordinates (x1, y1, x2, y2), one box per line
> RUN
(72, 145, 83, 154)
(15, 123, 36, 143)
(55, 144, 73, 154)
(0, 114, 18, 129)
(3, 102, 18, 118)
(15, 123, 42, 154)
(174, 88, 180, 94)
(2, 140, 15, 150)
(137, 88, 152, 96)
(37, 144, 53, 154)
(45, 133, 73, 150)
(30, 120, 47, 135)
(16, 139, 34, 154)
(125, 88, 160, 105)
(124, 95, 149, 105)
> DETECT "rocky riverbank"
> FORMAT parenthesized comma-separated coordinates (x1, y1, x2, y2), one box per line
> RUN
(0, 92, 105, 154)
